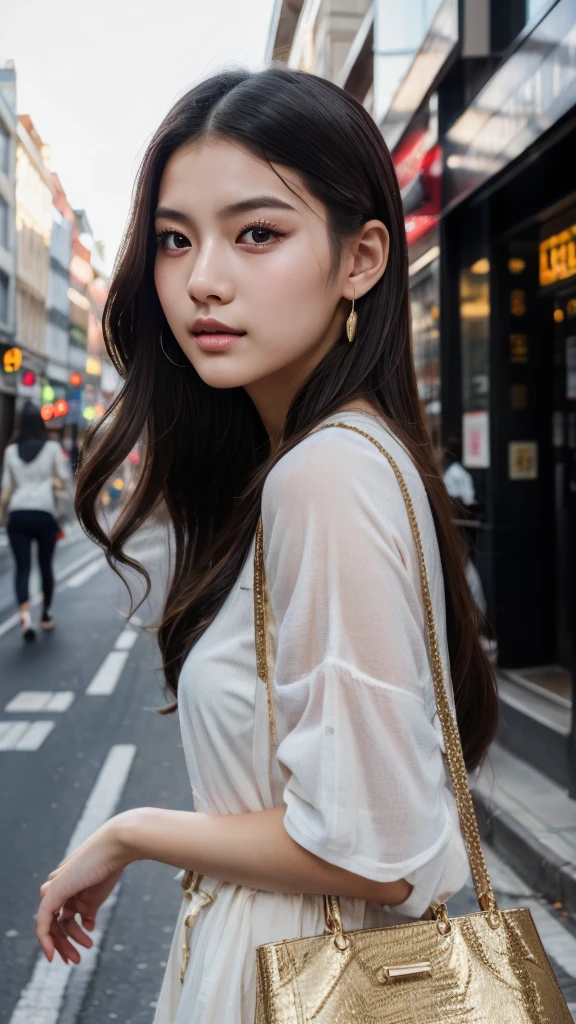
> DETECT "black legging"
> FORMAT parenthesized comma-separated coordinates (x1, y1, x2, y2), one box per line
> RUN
(7, 510, 58, 612)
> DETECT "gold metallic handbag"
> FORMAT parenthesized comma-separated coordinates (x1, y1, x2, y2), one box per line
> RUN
(253, 422, 572, 1023)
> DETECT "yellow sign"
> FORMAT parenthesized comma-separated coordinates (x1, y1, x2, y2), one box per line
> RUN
(539, 224, 576, 287)
(509, 442, 538, 481)
(3, 347, 23, 373)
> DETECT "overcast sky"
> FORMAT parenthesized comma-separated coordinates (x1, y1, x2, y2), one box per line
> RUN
(1, 0, 274, 271)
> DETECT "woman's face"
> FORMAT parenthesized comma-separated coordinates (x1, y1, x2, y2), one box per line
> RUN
(154, 139, 383, 399)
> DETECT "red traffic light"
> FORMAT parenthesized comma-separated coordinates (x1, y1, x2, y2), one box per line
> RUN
(69, 372, 83, 386)
(54, 399, 69, 417)
(40, 403, 54, 421)
(22, 371, 36, 386)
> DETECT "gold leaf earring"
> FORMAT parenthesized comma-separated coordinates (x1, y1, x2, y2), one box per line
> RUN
(346, 297, 357, 343)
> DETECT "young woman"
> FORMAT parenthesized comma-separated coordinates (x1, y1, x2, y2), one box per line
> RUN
(35, 68, 497, 1023)
(0, 401, 70, 640)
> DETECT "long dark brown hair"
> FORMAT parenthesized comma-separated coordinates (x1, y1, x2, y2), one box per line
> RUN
(75, 67, 497, 770)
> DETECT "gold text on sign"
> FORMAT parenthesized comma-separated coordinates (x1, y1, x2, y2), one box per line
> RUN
(540, 224, 576, 287)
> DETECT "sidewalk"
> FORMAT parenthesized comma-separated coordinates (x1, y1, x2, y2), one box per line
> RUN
(472, 741, 576, 917)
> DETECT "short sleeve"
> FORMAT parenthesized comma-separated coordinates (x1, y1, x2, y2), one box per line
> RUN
(262, 426, 467, 917)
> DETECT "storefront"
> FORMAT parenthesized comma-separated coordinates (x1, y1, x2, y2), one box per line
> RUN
(440, 0, 576, 791)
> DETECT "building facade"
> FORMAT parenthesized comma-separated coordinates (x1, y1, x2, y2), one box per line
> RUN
(267, 0, 576, 793)
(0, 63, 18, 455)
(15, 115, 53, 402)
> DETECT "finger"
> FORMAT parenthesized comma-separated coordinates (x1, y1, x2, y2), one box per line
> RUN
(36, 899, 59, 961)
(59, 915, 93, 950)
(60, 897, 96, 931)
(51, 918, 82, 964)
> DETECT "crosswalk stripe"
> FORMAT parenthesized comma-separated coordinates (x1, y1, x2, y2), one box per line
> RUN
(5, 691, 74, 713)
(0, 722, 30, 750)
(8, 745, 136, 1024)
(0, 720, 56, 751)
(14, 721, 55, 751)
(86, 650, 129, 696)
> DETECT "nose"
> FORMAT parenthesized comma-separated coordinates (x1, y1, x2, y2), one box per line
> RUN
(186, 239, 234, 306)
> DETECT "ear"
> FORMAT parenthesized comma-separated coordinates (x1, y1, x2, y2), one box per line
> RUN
(342, 220, 390, 300)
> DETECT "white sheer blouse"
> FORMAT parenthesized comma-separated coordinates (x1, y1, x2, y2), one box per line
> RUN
(263, 413, 468, 911)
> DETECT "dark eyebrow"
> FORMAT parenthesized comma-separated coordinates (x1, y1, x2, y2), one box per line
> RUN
(154, 207, 191, 225)
(154, 195, 297, 225)
(216, 196, 297, 219)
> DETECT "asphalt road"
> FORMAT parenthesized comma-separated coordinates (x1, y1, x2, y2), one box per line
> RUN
(0, 522, 575, 1023)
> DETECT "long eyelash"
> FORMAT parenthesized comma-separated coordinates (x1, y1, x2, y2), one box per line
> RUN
(239, 217, 286, 240)
(154, 227, 179, 243)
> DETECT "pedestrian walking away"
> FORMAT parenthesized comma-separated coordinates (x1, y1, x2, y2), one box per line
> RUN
(0, 401, 72, 642)
(34, 68, 553, 1024)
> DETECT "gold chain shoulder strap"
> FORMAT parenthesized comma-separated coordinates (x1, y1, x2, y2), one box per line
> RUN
(253, 420, 496, 914)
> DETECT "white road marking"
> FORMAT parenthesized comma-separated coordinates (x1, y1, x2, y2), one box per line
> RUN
(8, 745, 136, 1024)
(0, 720, 56, 751)
(5, 691, 74, 713)
(85, 650, 129, 696)
(114, 627, 138, 650)
(64, 744, 136, 852)
(45, 692, 75, 712)
(54, 549, 103, 584)
(55, 886, 120, 1024)
(0, 722, 30, 750)
(14, 721, 55, 751)
(64, 557, 106, 588)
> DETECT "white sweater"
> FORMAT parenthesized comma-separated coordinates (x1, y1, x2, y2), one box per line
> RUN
(1, 442, 71, 517)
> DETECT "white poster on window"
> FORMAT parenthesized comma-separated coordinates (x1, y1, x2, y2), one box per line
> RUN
(463, 411, 490, 468)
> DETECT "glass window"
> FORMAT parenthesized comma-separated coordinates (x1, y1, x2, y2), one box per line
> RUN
(460, 259, 490, 413)
(0, 124, 8, 175)
(0, 269, 8, 323)
(411, 258, 441, 450)
(527, 0, 549, 19)
(0, 195, 8, 249)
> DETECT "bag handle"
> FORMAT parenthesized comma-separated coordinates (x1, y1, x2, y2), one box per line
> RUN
(254, 421, 497, 916)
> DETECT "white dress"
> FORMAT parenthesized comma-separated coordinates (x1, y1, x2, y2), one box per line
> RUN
(153, 411, 469, 1024)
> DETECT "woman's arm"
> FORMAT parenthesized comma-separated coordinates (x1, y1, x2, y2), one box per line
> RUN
(36, 804, 410, 964)
(117, 804, 412, 905)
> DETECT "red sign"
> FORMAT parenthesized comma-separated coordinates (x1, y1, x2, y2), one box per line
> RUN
(393, 129, 442, 248)
(41, 403, 54, 421)
(22, 371, 36, 386)
(69, 372, 83, 386)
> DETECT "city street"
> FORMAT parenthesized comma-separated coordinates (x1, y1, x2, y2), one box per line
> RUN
(1, 524, 576, 1023)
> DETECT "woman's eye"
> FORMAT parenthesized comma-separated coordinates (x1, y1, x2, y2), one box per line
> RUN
(157, 231, 190, 251)
(240, 226, 279, 246)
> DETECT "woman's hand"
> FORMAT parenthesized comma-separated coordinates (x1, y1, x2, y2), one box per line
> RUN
(36, 816, 133, 965)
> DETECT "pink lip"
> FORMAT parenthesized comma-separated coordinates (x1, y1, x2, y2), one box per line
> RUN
(193, 332, 245, 351)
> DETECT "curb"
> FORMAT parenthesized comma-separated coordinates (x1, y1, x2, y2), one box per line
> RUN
(472, 787, 576, 918)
